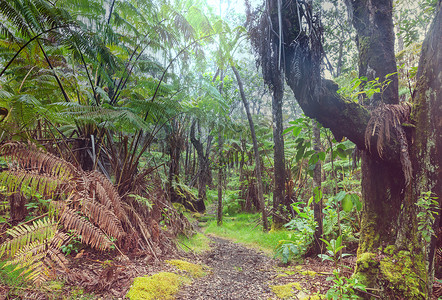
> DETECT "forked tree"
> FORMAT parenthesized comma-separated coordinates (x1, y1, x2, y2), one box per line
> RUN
(248, 0, 441, 298)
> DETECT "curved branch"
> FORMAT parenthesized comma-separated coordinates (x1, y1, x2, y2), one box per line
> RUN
(0, 25, 68, 78)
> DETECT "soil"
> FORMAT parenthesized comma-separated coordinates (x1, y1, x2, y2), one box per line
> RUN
(176, 236, 278, 299)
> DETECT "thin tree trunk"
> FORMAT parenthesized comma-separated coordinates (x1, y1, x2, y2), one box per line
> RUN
(312, 120, 323, 254)
(217, 71, 225, 226)
(232, 64, 269, 231)
(272, 86, 286, 229)
(217, 130, 223, 226)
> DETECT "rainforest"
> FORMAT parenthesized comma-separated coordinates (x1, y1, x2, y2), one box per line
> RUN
(0, 0, 441, 299)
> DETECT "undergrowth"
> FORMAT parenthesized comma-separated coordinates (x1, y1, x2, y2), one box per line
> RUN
(203, 213, 292, 254)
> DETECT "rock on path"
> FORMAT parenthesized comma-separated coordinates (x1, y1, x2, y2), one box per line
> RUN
(176, 236, 277, 300)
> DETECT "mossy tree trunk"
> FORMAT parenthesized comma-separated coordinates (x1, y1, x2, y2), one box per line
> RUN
(257, 0, 441, 297)
(409, 2, 442, 292)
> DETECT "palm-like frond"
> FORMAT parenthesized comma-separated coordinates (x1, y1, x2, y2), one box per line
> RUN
(50, 102, 151, 132)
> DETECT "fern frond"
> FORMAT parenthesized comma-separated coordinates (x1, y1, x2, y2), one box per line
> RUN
(0, 217, 57, 258)
(121, 202, 151, 243)
(0, 170, 73, 198)
(87, 171, 123, 218)
(55, 202, 112, 250)
(365, 103, 412, 185)
(80, 197, 125, 240)
(0, 142, 78, 180)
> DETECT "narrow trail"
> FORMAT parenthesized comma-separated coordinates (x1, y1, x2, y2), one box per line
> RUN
(176, 236, 278, 299)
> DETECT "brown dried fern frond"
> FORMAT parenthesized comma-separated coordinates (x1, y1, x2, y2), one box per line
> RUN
(121, 202, 151, 243)
(55, 202, 113, 250)
(365, 103, 413, 185)
(0, 142, 78, 180)
(87, 171, 123, 218)
(79, 197, 125, 240)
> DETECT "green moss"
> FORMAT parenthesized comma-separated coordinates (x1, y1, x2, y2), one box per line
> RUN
(379, 251, 426, 299)
(284, 270, 296, 275)
(357, 252, 377, 270)
(383, 245, 396, 255)
(271, 282, 302, 299)
(300, 270, 317, 277)
(301, 294, 326, 300)
(353, 252, 379, 288)
(166, 259, 208, 278)
(126, 272, 186, 300)
(357, 213, 380, 256)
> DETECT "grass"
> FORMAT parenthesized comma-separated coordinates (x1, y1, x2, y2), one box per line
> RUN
(202, 213, 293, 254)
(177, 232, 212, 254)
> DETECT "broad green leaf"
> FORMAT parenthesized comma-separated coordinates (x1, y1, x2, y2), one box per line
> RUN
(342, 194, 354, 212)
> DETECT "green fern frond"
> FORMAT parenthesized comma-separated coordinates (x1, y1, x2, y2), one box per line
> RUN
(0, 217, 57, 258)
(0, 170, 73, 198)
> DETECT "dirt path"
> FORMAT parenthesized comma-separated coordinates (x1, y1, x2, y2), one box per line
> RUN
(176, 236, 278, 300)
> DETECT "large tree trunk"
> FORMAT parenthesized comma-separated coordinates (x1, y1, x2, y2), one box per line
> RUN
(258, 0, 441, 297)
(344, 0, 399, 106)
(409, 2, 442, 292)
(232, 64, 269, 231)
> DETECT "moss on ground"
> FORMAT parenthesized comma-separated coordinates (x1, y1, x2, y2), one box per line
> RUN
(300, 270, 317, 277)
(165, 259, 209, 278)
(126, 272, 187, 300)
(271, 282, 302, 299)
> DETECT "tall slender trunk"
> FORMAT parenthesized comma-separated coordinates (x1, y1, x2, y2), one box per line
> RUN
(217, 130, 223, 226)
(312, 121, 323, 254)
(217, 71, 225, 226)
(232, 64, 269, 231)
(272, 86, 286, 229)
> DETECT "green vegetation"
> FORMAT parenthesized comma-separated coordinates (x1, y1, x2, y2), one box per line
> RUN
(0, 0, 439, 299)
(271, 282, 302, 299)
(177, 232, 212, 254)
(126, 272, 188, 300)
(203, 213, 292, 254)
(165, 259, 209, 278)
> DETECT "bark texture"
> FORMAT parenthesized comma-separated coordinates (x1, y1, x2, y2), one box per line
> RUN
(189, 120, 209, 212)
(344, 0, 399, 106)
